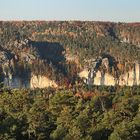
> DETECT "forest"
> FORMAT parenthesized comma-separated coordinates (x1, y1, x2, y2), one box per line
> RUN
(0, 86, 140, 140)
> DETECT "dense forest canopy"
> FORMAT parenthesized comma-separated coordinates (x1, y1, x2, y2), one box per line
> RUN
(0, 86, 140, 140)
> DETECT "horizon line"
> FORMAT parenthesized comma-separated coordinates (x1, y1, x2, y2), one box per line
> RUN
(0, 19, 140, 24)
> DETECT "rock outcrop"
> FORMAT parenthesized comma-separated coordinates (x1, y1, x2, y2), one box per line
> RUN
(79, 63, 140, 86)
(30, 74, 58, 88)
(79, 54, 140, 86)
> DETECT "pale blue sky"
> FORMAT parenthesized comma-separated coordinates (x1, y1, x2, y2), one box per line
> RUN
(0, 0, 140, 22)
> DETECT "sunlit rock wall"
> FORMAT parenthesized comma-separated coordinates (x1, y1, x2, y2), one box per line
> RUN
(79, 63, 140, 86)
(3, 74, 58, 89)
(119, 63, 140, 86)
(30, 74, 58, 89)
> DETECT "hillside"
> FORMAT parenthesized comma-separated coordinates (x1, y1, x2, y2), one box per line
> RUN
(0, 21, 140, 140)
(0, 21, 140, 88)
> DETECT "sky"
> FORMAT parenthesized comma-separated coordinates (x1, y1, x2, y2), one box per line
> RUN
(0, 0, 140, 22)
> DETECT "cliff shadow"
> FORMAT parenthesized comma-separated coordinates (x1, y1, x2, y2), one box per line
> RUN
(31, 41, 65, 63)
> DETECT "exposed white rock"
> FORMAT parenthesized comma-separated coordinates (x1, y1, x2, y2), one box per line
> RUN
(79, 69, 89, 78)
(30, 75, 58, 89)
(102, 58, 109, 69)
(79, 63, 140, 86)
(119, 63, 140, 86)
(79, 70, 116, 86)
(104, 73, 116, 86)
(93, 71, 102, 85)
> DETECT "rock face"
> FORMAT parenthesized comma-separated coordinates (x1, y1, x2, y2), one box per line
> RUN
(4, 76, 30, 88)
(79, 63, 140, 86)
(30, 75, 58, 89)
(79, 54, 140, 86)
(0, 38, 63, 89)
(0, 46, 58, 89)
(3, 74, 58, 89)
(119, 63, 140, 86)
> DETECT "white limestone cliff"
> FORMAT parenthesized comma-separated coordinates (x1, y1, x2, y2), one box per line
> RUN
(30, 75, 58, 89)
(79, 63, 140, 86)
